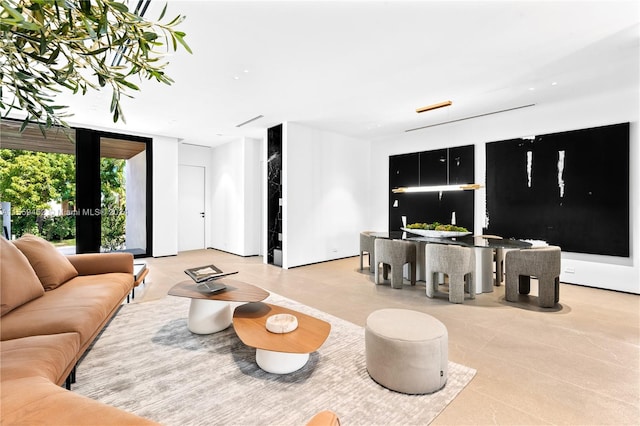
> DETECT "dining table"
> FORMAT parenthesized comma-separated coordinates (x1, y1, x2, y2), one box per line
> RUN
(370, 231, 533, 294)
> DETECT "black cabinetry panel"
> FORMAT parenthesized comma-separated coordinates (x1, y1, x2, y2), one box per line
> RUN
(389, 153, 419, 188)
(389, 145, 475, 232)
(419, 149, 447, 185)
(449, 145, 474, 184)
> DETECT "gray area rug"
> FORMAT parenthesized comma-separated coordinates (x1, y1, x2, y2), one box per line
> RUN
(74, 294, 476, 425)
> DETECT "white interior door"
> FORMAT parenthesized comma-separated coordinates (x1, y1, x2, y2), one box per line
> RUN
(178, 165, 205, 251)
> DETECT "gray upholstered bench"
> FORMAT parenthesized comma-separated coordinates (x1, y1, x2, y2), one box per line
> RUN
(365, 309, 448, 394)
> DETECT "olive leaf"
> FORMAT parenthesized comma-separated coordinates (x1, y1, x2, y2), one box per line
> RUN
(0, 0, 191, 132)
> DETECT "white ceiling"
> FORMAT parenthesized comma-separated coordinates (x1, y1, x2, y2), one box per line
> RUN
(41, 1, 640, 147)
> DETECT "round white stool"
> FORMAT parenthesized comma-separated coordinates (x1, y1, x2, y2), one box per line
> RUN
(365, 308, 448, 394)
(187, 299, 232, 334)
(255, 349, 309, 374)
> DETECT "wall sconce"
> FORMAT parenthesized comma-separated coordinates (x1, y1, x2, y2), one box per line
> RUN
(392, 184, 483, 194)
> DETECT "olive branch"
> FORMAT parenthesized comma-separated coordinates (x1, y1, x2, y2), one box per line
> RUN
(0, 0, 191, 132)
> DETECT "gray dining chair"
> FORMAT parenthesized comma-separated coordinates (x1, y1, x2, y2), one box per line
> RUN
(359, 231, 376, 273)
(505, 246, 561, 308)
(425, 243, 475, 303)
(480, 234, 505, 285)
(374, 238, 416, 289)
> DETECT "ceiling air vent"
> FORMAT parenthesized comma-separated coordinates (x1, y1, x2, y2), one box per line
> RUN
(236, 115, 264, 128)
(405, 104, 535, 132)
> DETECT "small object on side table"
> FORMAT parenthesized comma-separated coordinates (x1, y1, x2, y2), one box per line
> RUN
(266, 313, 298, 333)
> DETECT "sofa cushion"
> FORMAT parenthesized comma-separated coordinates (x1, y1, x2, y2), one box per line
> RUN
(0, 273, 133, 348)
(0, 237, 45, 316)
(0, 333, 80, 385)
(13, 234, 78, 290)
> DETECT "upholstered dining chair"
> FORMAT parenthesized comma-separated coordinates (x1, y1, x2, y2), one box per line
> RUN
(505, 246, 561, 308)
(359, 231, 376, 273)
(425, 244, 475, 303)
(374, 238, 416, 289)
(480, 234, 505, 285)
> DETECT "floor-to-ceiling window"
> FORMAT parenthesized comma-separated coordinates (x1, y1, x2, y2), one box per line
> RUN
(75, 128, 152, 256)
(1, 120, 77, 253)
(1, 120, 153, 257)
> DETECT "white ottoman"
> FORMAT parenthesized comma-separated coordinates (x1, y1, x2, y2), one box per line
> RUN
(365, 309, 448, 394)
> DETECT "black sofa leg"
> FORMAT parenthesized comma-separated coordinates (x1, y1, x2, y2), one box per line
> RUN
(64, 365, 77, 390)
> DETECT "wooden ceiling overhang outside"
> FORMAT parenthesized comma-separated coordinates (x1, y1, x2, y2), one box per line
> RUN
(0, 120, 146, 159)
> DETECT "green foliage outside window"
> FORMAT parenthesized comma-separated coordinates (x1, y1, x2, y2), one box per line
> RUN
(0, 149, 75, 238)
(100, 157, 125, 251)
(0, 149, 128, 250)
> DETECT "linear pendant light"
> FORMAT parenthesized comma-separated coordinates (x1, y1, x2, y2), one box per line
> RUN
(416, 100, 452, 113)
(401, 101, 482, 194)
(392, 183, 482, 194)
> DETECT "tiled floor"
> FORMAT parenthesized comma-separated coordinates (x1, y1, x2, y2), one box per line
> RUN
(135, 249, 640, 425)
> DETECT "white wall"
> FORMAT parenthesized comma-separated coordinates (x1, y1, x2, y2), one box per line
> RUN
(370, 88, 640, 294)
(243, 138, 262, 256)
(152, 136, 180, 257)
(283, 122, 371, 269)
(210, 137, 262, 256)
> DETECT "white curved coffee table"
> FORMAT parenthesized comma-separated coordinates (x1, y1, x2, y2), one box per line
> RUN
(233, 302, 331, 374)
(168, 279, 269, 334)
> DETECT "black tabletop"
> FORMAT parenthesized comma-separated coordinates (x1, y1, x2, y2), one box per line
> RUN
(371, 231, 533, 249)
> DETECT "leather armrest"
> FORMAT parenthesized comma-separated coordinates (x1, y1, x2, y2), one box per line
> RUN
(306, 410, 340, 426)
(1, 377, 158, 425)
(66, 253, 134, 276)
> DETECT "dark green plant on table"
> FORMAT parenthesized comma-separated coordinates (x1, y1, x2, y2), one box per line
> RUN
(406, 222, 469, 233)
(0, 0, 191, 130)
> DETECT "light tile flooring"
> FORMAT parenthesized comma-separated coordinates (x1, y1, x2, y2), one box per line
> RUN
(135, 249, 640, 425)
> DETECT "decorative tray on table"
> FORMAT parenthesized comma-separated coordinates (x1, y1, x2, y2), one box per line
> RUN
(402, 223, 471, 238)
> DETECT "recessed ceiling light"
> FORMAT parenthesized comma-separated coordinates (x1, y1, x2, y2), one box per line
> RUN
(551, 81, 558, 86)
(528, 87, 535, 91)
(233, 76, 240, 80)
(243, 69, 249, 73)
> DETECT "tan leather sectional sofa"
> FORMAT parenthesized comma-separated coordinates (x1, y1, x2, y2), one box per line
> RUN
(0, 235, 157, 425)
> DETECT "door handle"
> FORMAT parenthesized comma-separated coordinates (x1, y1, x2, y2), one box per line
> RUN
(200, 212, 205, 218)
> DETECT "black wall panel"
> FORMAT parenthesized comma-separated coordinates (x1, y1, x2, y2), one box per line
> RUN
(389, 145, 475, 232)
(75, 128, 101, 253)
(418, 149, 447, 185)
(267, 124, 282, 265)
(449, 145, 475, 184)
(389, 153, 420, 188)
(486, 123, 629, 257)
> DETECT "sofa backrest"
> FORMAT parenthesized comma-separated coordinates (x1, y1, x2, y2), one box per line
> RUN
(0, 237, 44, 316)
(13, 234, 78, 290)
